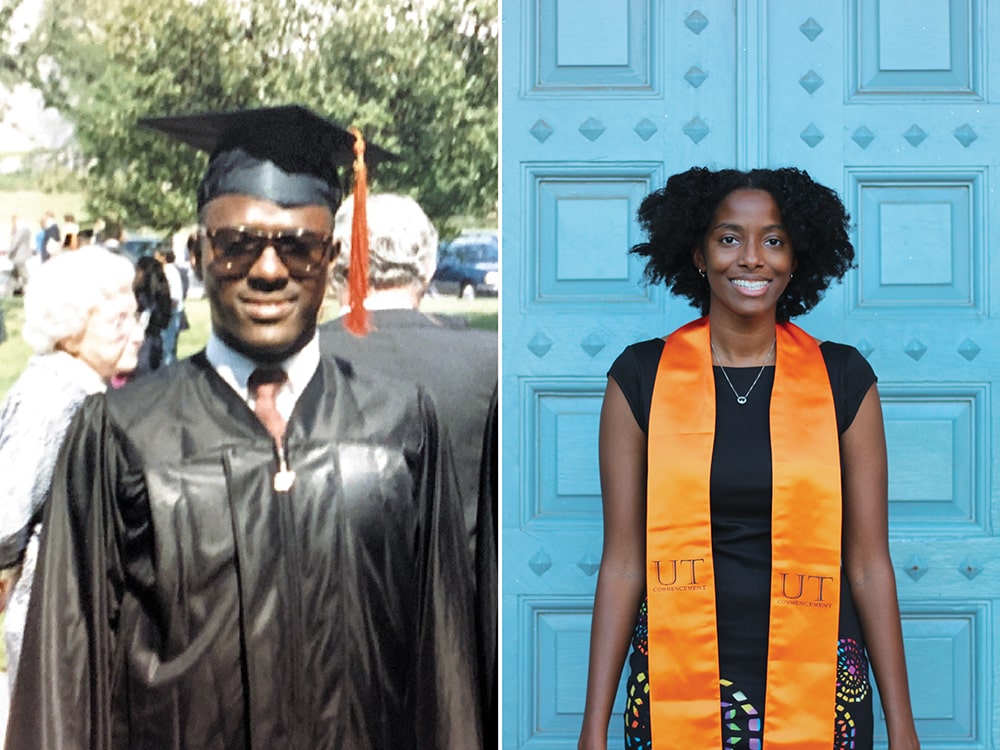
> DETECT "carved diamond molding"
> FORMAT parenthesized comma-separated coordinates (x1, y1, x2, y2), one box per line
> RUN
(851, 126, 875, 149)
(959, 557, 983, 580)
(683, 117, 710, 144)
(903, 555, 928, 581)
(799, 17, 823, 41)
(684, 66, 708, 88)
(577, 553, 600, 577)
(957, 339, 981, 361)
(800, 123, 824, 148)
(579, 117, 606, 142)
(903, 125, 928, 147)
(953, 124, 978, 147)
(528, 549, 553, 577)
(530, 119, 554, 143)
(634, 118, 657, 141)
(904, 339, 928, 361)
(685, 10, 708, 35)
(799, 70, 824, 95)
(528, 332, 553, 358)
(581, 332, 607, 358)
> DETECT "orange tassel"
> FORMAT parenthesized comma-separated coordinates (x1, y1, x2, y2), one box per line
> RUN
(345, 126, 371, 336)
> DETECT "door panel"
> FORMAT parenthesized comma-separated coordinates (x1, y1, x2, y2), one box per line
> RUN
(502, 2, 999, 748)
(765, 4, 1000, 744)
(503, 4, 739, 747)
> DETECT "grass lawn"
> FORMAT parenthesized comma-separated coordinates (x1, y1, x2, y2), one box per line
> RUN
(2, 294, 497, 403)
(0, 298, 31, 403)
(0, 191, 87, 232)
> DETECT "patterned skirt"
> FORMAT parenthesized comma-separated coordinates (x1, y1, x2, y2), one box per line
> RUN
(623, 598, 874, 749)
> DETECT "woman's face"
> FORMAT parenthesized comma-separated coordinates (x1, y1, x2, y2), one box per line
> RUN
(63, 284, 142, 382)
(113, 309, 147, 377)
(693, 188, 797, 322)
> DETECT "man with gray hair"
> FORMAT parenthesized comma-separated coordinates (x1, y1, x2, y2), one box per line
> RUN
(320, 193, 498, 749)
(328, 193, 440, 311)
(8, 215, 34, 294)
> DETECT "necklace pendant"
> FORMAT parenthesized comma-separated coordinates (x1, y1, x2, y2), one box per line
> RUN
(736, 395, 748, 405)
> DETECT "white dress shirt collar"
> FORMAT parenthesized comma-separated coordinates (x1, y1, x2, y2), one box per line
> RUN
(204, 331, 320, 421)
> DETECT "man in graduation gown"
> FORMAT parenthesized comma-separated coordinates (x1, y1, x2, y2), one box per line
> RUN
(6, 106, 482, 750)
(319, 194, 498, 748)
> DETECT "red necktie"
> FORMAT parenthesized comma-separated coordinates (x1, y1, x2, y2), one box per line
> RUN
(248, 367, 288, 441)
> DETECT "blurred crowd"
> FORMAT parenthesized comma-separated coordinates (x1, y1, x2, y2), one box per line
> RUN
(9, 210, 105, 291)
(3, 211, 190, 375)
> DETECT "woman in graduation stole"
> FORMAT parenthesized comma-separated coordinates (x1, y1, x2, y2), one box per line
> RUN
(578, 168, 920, 750)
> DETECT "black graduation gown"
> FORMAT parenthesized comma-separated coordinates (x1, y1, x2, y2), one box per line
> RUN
(474, 387, 498, 750)
(319, 309, 498, 748)
(6, 352, 481, 750)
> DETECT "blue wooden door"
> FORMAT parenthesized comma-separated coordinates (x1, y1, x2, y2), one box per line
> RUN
(501, 2, 999, 749)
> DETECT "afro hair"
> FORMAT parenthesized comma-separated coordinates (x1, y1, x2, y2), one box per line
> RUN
(631, 167, 855, 320)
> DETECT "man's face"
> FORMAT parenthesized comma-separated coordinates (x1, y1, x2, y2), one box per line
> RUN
(198, 194, 335, 363)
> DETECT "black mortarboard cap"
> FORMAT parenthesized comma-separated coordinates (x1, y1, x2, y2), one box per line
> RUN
(138, 105, 396, 212)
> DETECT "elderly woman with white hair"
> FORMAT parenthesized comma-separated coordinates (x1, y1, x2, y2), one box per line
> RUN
(0, 246, 144, 690)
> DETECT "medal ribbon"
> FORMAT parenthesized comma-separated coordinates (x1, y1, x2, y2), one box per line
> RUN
(646, 317, 841, 749)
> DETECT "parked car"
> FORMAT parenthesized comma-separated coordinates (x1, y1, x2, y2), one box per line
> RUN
(431, 231, 499, 299)
(117, 235, 168, 265)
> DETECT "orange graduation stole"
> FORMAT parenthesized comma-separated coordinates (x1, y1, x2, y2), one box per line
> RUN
(646, 317, 842, 749)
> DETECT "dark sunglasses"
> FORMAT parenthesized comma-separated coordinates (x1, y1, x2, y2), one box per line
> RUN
(202, 226, 333, 278)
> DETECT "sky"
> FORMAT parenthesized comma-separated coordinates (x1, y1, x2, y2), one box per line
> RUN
(0, 83, 74, 172)
(0, 0, 73, 173)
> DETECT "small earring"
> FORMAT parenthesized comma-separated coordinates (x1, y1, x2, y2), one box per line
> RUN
(698, 268, 706, 278)
(789, 272, 794, 279)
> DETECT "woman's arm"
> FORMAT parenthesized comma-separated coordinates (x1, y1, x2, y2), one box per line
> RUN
(0, 382, 80, 569)
(578, 378, 648, 750)
(841, 384, 920, 750)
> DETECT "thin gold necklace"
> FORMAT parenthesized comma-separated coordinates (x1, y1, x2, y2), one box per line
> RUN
(710, 338, 776, 405)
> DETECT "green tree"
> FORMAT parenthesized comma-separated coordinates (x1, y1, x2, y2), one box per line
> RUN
(7, 0, 497, 235)
(0, 0, 30, 79)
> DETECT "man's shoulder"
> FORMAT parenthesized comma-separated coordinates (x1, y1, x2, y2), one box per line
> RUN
(312, 353, 441, 449)
(319, 310, 496, 358)
(318, 351, 425, 408)
(104, 355, 211, 422)
(320, 312, 495, 405)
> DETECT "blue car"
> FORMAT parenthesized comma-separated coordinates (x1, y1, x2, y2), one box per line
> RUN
(431, 231, 499, 299)
(118, 235, 168, 265)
